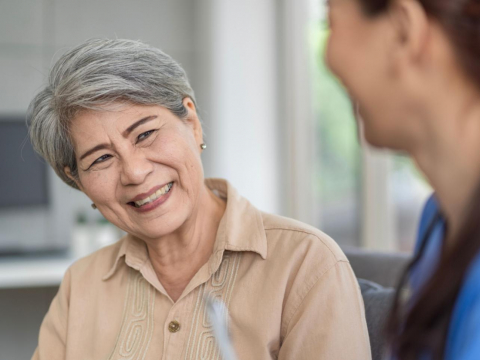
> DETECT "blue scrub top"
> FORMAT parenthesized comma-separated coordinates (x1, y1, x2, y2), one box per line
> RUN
(409, 195, 480, 359)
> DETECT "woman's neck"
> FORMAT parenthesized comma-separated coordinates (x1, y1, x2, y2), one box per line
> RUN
(412, 90, 480, 242)
(145, 184, 226, 302)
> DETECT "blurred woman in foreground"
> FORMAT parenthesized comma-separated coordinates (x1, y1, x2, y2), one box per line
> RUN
(327, 0, 480, 358)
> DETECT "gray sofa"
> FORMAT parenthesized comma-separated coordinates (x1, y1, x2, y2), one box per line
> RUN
(344, 248, 411, 360)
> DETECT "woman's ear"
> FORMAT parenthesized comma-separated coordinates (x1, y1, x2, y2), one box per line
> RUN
(64, 166, 83, 191)
(182, 97, 204, 148)
(389, 0, 430, 65)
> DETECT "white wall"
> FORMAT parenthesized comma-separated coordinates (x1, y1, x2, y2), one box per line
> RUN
(279, 0, 316, 224)
(194, 0, 282, 215)
(0, 0, 197, 113)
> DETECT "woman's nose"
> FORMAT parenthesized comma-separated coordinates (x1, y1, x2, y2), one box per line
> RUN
(120, 152, 153, 186)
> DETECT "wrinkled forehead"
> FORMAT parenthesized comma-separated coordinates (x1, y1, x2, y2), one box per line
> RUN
(69, 104, 146, 144)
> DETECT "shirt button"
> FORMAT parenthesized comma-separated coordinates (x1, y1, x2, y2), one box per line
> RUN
(168, 320, 181, 333)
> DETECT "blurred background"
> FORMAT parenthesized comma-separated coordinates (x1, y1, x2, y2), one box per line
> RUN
(0, 0, 431, 358)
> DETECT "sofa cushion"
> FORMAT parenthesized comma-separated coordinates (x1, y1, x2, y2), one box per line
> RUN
(359, 278, 395, 360)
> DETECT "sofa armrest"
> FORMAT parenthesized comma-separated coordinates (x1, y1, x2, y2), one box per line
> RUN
(344, 247, 411, 288)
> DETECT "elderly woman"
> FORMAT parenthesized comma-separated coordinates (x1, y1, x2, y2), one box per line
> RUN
(29, 39, 370, 360)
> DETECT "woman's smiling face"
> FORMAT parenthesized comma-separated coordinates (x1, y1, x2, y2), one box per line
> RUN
(66, 99, 205, 241)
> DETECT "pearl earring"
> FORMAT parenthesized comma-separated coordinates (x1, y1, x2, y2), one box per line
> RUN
(200, 143, 207, 150)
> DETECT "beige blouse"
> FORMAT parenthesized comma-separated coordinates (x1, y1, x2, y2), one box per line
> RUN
(32, 178, 371, 360)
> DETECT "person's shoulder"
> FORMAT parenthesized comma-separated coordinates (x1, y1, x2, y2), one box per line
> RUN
(67, 237, 125, 282)
(261, 211, 347, 265)
(461, 251, 480, 300)
(447, 251, 480, 356)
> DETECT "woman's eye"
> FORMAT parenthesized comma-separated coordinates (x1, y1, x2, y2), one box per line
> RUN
(137, 130, 155, 143)
(91, 154, 112, 167)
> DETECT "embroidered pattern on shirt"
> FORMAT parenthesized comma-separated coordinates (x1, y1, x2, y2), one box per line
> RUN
(108, 268, 155, 360)
(184, 251, 242, 360)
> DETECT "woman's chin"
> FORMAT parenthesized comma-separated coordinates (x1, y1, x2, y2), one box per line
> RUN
(133, 228, 175, 241)
(363, 127, 403, 151)
(364, 133, 386, 149)
(130, 215, 187, 241)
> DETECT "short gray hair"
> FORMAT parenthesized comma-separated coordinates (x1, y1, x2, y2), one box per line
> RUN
(28, 38, 196, 190)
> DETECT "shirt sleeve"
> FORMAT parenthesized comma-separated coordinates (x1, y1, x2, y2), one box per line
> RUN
(448, 258, 480, 360)
(278, 260, 372, 360)
(31, 267, 71, 360)
(454, 306, 480, 360)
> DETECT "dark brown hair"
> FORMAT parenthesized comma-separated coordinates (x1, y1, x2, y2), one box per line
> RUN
(354, 0, 480, 359)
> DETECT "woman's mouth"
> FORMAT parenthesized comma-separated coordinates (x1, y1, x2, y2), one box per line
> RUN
(127, 182, 174, 209)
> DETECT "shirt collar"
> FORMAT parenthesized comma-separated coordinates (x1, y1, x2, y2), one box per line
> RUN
(102, 233, 149, 280)
(103, 178, 267, 281)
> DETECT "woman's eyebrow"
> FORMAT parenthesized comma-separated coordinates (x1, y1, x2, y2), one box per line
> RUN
(122, 115, 158, 137)
(79, 143, 111, 161)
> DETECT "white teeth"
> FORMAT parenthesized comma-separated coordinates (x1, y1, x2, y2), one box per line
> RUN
(133, 182, 173, 207)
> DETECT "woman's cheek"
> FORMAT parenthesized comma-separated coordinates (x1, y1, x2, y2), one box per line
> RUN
(82, 169, 115, 202)
(325, 34, 348, 82)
